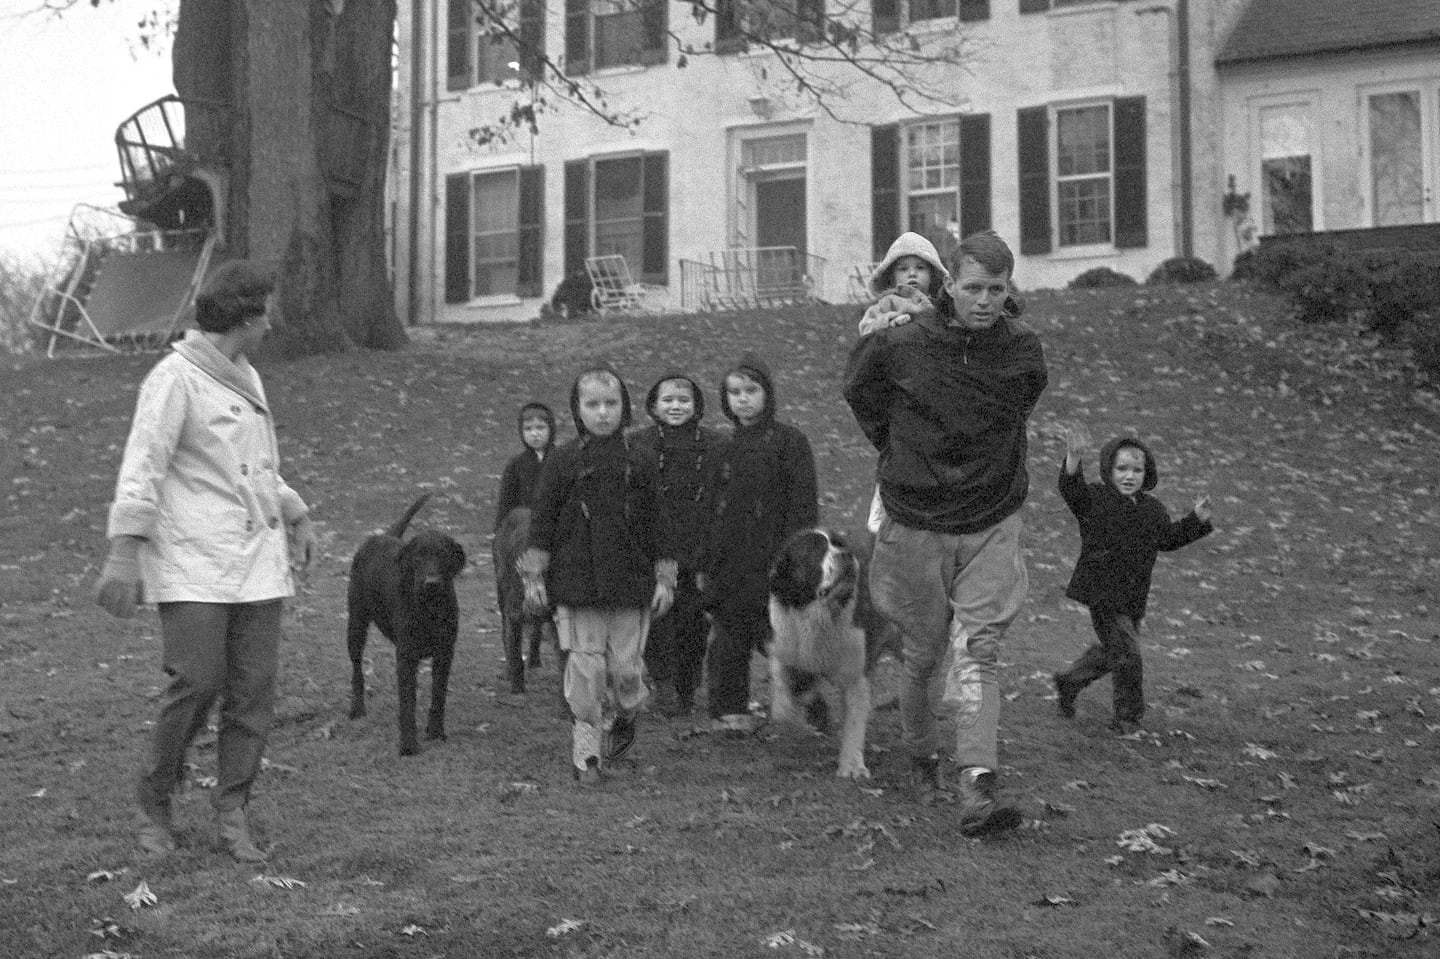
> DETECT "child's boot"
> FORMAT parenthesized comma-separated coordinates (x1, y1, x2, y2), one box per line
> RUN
(572, 721, 603, 784)
(956, 767, 1021, 838)
(217, 807, 267, 863)
(606, 712, 637, 761)
(1053, 673, 1081, 718)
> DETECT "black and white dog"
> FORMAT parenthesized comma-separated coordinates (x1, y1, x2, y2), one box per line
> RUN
(347, 494, 467, 756)
(767, 529, 897, 779)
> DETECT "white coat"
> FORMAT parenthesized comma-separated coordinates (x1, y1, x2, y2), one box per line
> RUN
(107, 330, 308, 604)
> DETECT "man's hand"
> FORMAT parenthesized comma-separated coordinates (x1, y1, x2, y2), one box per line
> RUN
(95, 538, 144, 619)
(650, 581, 674, 618)
(290, 516, 319, 583)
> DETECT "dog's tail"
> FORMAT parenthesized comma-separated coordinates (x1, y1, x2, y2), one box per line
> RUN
(388, 493, 433, 539)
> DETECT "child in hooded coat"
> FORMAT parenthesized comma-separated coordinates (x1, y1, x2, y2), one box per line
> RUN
(1054, 428, 1214, 731)
(494, 401, 557, 533)
(700, 353, 818, 731)
(522, 366, 677, 781)
(631, 373, 727, 717)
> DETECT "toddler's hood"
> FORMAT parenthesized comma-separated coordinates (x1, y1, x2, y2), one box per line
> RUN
(568, 363, 634, 438)
(516, 401, 556, 451)
(719, 352, 777, 427)
(645, 371, 706, 424)
(870, 232, 950, 297)
(1099, 436, 1158, 492)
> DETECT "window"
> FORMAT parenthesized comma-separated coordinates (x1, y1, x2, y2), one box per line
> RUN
(1257, 103, 1314, 235)
(872, 0, 988, 35)
(564, 152, 669, 284)
(444, 166, 545, 302)
(447, 0, 546, 90)
(717, 0, 827, 49)
(565, 0, 666, 74)
(870, 115, 991, 261)
(1019, 0, 1098, 12)
(1017, 97, 1146, 255)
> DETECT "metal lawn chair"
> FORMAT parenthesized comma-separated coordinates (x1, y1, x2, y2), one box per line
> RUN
(584, 254, 666, 317)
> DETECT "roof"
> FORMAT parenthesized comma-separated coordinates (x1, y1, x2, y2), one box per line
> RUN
(1216, 0, 1440, 66)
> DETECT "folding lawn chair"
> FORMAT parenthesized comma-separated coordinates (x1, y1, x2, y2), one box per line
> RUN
(584, 255, 666, 317)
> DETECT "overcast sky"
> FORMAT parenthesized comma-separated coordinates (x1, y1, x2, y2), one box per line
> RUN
(0, 1, 174, 262)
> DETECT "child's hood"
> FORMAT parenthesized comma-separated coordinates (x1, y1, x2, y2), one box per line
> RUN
(568, 363, 634, 438)
(1099, 436, 1159, 492)
(719, 351, 777, 427)
(870, 232, 950, 297)
(516, 401, 557, 450)
(644, 371, 706, 424)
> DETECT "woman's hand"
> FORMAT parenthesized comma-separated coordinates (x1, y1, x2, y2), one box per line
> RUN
(95, 537, 145, 619)
(290, 517, 319, 583)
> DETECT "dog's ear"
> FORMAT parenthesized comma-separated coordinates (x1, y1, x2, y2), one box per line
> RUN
(769, 530, 825, 609)
(444, 540, 466, 579)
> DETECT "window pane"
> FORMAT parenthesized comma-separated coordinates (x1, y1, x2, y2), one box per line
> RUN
(594, 157, 645, 269)
(594, 0, 645, 68)
(743, 134, 807, 169)
(475, 27, 520, 85)
(1057, 106, 1110, 176)
(1058, 177, 1111, 246)
(1369, 91, 1424, 227)
(1262, 156, 1313, 235)
(907, 193, 959, 259)
(471, 170, 519, 296)
(909, 0, 958, 21)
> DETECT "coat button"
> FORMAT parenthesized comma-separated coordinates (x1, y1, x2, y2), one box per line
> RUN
(240, 464, 249, 476)
(246, 520, 254, 532)
(268, 517, 279, 529)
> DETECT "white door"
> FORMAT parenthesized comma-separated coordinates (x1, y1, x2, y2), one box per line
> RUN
(1363, 85, 1439, 226)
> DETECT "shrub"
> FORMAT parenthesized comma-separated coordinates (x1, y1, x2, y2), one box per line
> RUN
(0, 252, 46, 355)
(1284, 260, 1372, 324)
(1368, 254, 1440, 336)
(1068, 266, 1137, 289)
(1146, 256, 1218, 285)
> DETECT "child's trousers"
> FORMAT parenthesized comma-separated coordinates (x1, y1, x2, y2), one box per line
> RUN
(1056, 609, 1144, 723)
(705, 602, 770, 719)
(554, 605, 650, 768)
(642, 571, 707, 706)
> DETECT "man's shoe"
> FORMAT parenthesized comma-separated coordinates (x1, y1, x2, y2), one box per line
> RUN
(1054, 674, 1079, 719)
(137, 787, 178, 855)
(1109, 718, 1144, 736)
(573, 756, 603, 785)
(956, 767, 1021, 837)
(606, 714, 636, 761)
(711, 713, 759, 735)
(217, 808, 267, 863)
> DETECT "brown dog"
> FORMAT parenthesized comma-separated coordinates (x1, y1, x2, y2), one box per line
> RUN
(492, 506, 558, 694)
(347, 494, 466, 755)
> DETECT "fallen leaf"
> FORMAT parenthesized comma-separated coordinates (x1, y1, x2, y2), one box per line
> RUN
(123, 881, 156, 911)
(399, 923, 428, 937)
(251, 875, 307, 889)
(547, 918, 586, 937)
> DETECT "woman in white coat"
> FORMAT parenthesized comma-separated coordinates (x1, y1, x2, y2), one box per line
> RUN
(96, 260, 317, 861)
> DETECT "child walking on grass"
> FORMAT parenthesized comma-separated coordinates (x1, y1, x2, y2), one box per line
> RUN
(521, 365, 677, 783)
(1053, 425, 1214, 732)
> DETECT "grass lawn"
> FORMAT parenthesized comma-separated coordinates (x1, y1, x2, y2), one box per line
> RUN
(1, 283, 1437, 959)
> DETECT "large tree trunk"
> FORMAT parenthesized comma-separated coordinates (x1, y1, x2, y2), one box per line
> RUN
(173, 0, 404, 355)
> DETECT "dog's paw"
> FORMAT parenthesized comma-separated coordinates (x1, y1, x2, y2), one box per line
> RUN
(837, 756, 871, 780)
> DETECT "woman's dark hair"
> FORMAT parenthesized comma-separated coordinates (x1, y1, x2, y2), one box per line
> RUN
(194, 260, 275, 333)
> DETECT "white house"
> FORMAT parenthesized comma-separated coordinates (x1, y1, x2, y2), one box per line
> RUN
(390, 0, 1260, 324)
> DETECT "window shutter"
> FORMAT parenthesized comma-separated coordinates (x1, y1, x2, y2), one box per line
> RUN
(799, 0, 826, 43)
(716, 0, 743, 53)
(1112, 95, 1148, 249)
(959, 0, 989, 21)
(447, 0, 472, 91)
(564, 0, 589, 76)
(641, 152, 669, 285)
(564, 160, 589, 280)
(870, 124, 899, 262)
(1019, 0, 1049, 14)
(641, 0, 668, 65)
(517, 165, 545, 297)
(959, 113, 991, 237)
(872, 0, 899, 37)
(1017, 106, 1051, 255)
(445, 173, 470, 303)
(518, 0, 546, 83)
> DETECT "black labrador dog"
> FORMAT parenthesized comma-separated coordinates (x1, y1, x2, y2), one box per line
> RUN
(492, 507, 558, 694)
(347, 494, 466, 755)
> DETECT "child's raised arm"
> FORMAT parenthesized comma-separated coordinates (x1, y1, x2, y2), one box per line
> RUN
(1193, 494, 1212, 524)
(1062, 423, 1091, 475)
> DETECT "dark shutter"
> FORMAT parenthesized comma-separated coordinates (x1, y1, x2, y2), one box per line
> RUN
(641, 152, 669, 285)
(446, 0, 471, 91)
(518, 0, 546, 83)
(1017, 106, 1051, 255)
(959, 0, 989, 21)
(799, 0, 826, 43)
(716, 0, 743, 53)
(959, 113, 991, 237)
(871, 124, 900, 261)
(563, 160, 589, 281)
(641, 0, 668, 65)
(872, 0, 899, 37)
(1112, 95, 1148, 249)
(444, 173, 470, 303)
(517, 166, 545, 297)
(1019, 0, 1050, 13)
(564, 0, 589, 76)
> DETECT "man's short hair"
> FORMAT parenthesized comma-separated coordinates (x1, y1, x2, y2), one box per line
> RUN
(194, 260, 275, 333)
(952, 231, 1014, 278)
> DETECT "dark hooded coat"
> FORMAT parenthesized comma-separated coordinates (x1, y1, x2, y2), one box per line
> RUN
(1059, 437, 1213, 619)
(528, 368, 672, 609)
(843, 310, 1048, 534)
(701, 353, 818, 614)
(629, 373, 727, 573)
(493, 402, 556, 531)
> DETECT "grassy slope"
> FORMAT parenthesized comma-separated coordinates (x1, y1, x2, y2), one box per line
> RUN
(1, 284, 1437, 959)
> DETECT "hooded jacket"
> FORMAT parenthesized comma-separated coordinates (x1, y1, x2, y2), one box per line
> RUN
(1059, 437, 1213, 618)
(702, 353, 818, 612)
(869, 231, 949, 298)
(527, 367, 673, 609)
(107, 329, 309, 603)
(493, 401, 557, 531)
(843, 312, 1048, 534)
(629, 373, 727, 572)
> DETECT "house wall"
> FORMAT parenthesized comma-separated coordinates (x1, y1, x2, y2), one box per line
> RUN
(1217, 44, 1440, 268)
(395, 0, 1240, 325)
